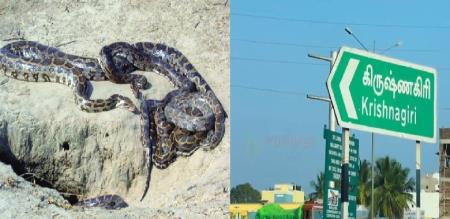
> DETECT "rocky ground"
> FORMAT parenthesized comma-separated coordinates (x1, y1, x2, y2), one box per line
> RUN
(0, 0, 229, 218)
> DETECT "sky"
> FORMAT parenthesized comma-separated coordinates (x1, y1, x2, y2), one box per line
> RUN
(231, 0, 450, 195)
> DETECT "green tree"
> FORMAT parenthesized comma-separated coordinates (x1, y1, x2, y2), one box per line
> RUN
(230, 183, 261, 203)
(309, 172, 324, 200)
(371, 156, 414, 218)
(358, 159, 371, 206)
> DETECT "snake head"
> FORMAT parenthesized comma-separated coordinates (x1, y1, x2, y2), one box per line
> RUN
(136, 76, 150, 90)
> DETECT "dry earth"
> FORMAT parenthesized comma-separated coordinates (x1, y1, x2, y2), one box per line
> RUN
(0, 0, 230, 218)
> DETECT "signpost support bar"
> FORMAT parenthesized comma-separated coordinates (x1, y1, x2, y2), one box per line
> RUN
(329, 104, 335, 132)
(341, 128, 350, 219)
(329, 51, 337, 132)
(416, 140, 421, 219)
(371, 133, 375, 219)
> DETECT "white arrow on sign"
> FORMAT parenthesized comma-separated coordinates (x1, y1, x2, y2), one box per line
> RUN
(339, 58, 359, 119)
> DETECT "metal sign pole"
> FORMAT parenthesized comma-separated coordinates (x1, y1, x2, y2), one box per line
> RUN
(371, 133, 375, 219)
(342, 128, 350, 219)
(416, 140, 421, 219)
(329, 51, 337, 132)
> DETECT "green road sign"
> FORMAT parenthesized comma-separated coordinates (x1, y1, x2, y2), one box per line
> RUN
(327, 47, 437, 143)
(323, 128, 359, 219)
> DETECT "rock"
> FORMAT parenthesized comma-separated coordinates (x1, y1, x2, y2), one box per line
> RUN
(0, 0, 229, 218)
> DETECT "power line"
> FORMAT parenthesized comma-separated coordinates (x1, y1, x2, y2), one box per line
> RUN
(233, 38, 448, 53)
(232, 56, 327, 66)
(232, 56, 450, 70)
(233, 38, 336, 49)
(232, 12, 450, 30)
(232, 84, 308, 96)
(233, 84, 450, 111)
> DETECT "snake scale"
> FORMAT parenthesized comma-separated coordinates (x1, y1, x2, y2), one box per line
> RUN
(0, 40, 226, 209)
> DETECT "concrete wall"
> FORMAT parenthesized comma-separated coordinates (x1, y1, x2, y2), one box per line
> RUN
(409, 191, 439, 218)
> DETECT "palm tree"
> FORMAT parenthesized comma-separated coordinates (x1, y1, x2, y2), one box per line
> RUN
(358, 159, 371, 206)
(371, 156, 414, 218)
(309, 172, 324, 200)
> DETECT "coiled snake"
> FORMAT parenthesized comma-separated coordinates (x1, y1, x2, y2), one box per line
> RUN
(0, 41, 226, 209)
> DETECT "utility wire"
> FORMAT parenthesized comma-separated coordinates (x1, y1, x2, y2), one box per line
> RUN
(232, 84, 307, 96)
(233, 84, 450, 111)
(232, 12, 450, 30)
(232, 57, 327, 66)
(232, 56, 450, 70)
(233, 38, 447, 53)
(233, 38, 337, 49)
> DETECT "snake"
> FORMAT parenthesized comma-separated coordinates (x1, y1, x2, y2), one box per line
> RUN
(0, 40, 227, 207)
(123, 42, 227, 200)
(74, 194, 128, 209)
(96, 42, 225, 201)
(0, 41, 139, 114)
(133, 42, 227, 150)
(99, 42, 223, 142)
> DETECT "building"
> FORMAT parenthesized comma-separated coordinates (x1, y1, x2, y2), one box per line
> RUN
(230, 183, 305, 219)
(422, 172, 439, 192)
(440, 128, 450, 218)
(407, 190, 439, 219)
(229, 203, 262, 219)
(261, 184, 304, 204)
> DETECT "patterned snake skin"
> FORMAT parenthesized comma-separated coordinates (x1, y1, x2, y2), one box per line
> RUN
(96, 41, 227, 201)
(75, 194, 128, 209)
(0, 41, 226, 208)
(134, 42, 226, 150)
(97, 41, 227, 201)
(0, 41, 139, 113)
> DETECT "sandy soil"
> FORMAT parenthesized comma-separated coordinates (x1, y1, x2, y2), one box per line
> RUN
(0, 0, 229, 218)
